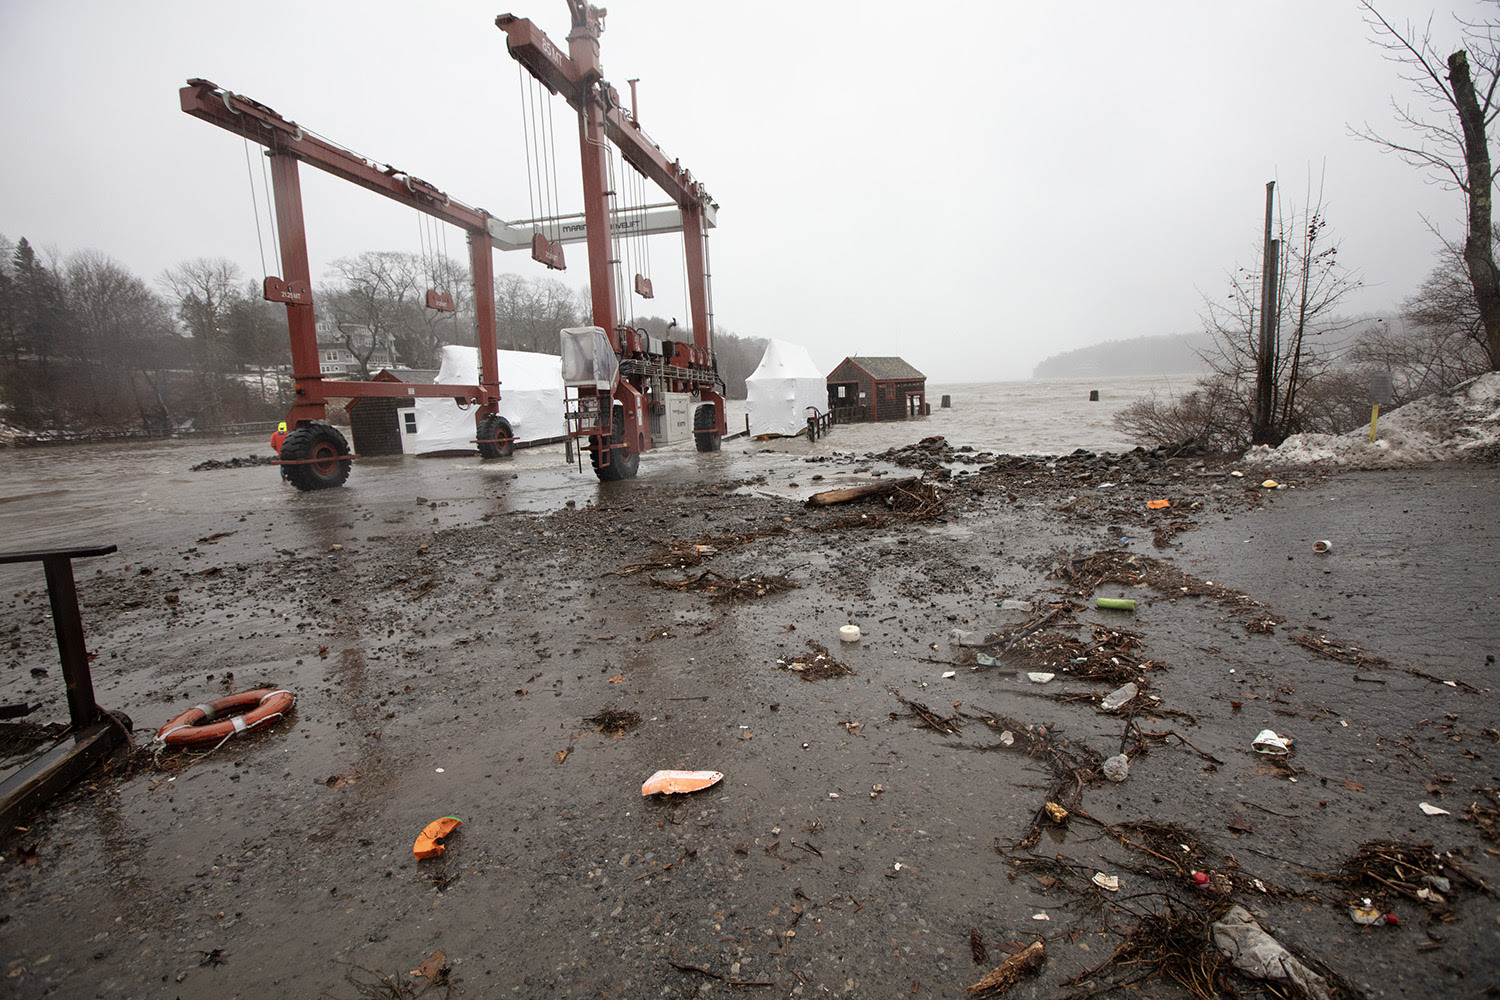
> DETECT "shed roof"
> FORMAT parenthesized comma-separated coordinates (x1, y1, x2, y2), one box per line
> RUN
(843, 356, 926, 381)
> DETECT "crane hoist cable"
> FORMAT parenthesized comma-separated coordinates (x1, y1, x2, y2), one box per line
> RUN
(546, 86, 563, 246)
(258, 147, 282, 277)
(242, 136, 271, 281)
(518, 67, 567, 253)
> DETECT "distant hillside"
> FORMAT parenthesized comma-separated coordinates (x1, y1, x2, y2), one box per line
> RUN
(1033, 333, 1211, 379)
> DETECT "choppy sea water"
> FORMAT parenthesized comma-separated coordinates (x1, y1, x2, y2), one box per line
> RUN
(733, 374, 1201, 456)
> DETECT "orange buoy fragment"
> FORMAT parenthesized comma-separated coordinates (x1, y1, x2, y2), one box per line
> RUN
(640, 770, 723, 796)
(413, 816, 463, 860)
(1146, 499, 1171, 510)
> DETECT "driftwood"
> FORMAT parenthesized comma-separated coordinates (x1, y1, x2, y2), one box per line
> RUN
(805, 477, 919, 507)
(968, 940, 1044, 996)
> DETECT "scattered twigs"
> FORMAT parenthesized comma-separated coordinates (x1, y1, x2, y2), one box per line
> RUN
(647, 568, 800, 603)
(1314, 840, 1493, 906)
(887, 687, 962, 735)
(1464, 786, 1500, 842)
(1052, 549, 1258, 609)
(781, 642, 854, 682)
(605, 541, 714, 576)
(1058, 898, 1233, 1000)
(1129, 722, 1225, 766)
(1290, 632, 1391, 671)
(1408, 666, 1480, 692)
(665, 960, 722, 980)
(966, 606, 1066, 653)
(666, 960, 772, 987)
(963, 707, 1102, 848)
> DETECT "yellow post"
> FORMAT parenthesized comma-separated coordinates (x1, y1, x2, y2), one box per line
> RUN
(1368, 404, 1380, 442)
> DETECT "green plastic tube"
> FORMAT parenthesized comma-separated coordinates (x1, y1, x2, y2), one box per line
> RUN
(1096, 598, 1137, 611)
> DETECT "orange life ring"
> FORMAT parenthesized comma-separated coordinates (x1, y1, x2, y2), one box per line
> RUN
(154, 688, 295, 749)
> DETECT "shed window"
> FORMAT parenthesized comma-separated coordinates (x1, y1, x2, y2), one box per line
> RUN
(403, 411, 417, 434)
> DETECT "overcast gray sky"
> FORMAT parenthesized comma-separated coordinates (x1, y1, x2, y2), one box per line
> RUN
(0, 0, 1492, 381)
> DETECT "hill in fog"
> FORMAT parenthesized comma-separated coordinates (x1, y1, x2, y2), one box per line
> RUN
(1033, 333, 1211, 379)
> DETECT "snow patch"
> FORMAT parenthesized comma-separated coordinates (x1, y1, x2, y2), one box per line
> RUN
(1247, 373, 1500, 467)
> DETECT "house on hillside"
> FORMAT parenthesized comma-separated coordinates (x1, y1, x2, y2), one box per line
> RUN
(316, 319, 396, 376)
(826, 356, 927, 422)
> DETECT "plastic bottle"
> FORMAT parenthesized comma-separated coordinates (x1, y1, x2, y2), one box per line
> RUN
(1100, 682, 1138, 711)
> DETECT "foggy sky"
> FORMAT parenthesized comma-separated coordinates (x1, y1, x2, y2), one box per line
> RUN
(0, 0, 1491, 381)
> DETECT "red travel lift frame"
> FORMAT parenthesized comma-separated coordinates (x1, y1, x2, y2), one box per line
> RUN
(182, 1, 723, 487)
(180, 79, 503, 491)
(498, 2, 727, 479)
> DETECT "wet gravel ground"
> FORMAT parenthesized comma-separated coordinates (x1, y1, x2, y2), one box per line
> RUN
(1, 437, 1498, 999)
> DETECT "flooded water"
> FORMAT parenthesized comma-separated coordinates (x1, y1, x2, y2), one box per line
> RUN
(0, 375, 1195, 562)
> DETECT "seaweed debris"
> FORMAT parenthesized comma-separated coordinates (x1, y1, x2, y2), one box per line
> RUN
(781, 641, 854, 682)
(647, 568, 800, 603)
(1053, 549, 1258, 609)
(585, 709, 643, 737)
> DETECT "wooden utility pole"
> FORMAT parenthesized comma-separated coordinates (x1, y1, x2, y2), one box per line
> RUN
(1253, 182, 1280, 445)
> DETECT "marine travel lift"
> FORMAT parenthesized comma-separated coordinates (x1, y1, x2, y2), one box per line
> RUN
(178, 0, 723, 488)
(498, 2, 727, 479)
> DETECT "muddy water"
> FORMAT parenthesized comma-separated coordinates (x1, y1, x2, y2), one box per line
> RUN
(0, 375, 1189, 556)
(1, 414, 1497, 999)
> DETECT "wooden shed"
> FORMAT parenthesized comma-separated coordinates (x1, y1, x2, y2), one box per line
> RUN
(826, 357, 927, 423)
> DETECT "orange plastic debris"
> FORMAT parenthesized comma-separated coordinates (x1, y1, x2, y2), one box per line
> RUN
(413, 816, 463, 860)
(640, 769, 724, 796)
(1146, 499, 1171, 510)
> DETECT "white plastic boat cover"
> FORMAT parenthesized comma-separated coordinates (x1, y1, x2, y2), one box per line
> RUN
(559, 326, 619, 388)
(412, 346, 566, 455)
(746, 339, 826, 436)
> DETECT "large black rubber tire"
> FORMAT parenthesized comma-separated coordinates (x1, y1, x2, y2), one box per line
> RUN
(476, 414, 515, 459)
(694, 403, 721, 452)
(591, 408, 640, 481)
(280, 423, 351, 491)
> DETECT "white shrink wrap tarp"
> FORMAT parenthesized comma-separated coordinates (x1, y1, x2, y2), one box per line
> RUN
(746, 339, 826, 437)
(559, 326, 619, 388)
(413, 346, 566, 455)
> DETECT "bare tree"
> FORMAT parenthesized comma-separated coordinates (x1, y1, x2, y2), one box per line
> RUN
(65, 250, 181, 432)
(1349, 235, 1494, 398)
(159, 257, 243, 368)
(322, 252, 422, 378)
(1353, 3, 1500, 368)
(407, 251, 473, 362)
(1117, 190, 1363, 450)
(222, 282, 286, 369)
(494, 273, 584, 353)
(1203, 191, 1362, 442)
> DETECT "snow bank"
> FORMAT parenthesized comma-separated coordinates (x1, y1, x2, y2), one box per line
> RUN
(1247, 372, 1500, 467)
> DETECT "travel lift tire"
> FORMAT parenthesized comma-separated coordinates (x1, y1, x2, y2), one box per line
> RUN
(694, 402, 721, 452)
(279, 423, 352, 491)
(476, 414, 515, 459)
(591, 407, 640, 481)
